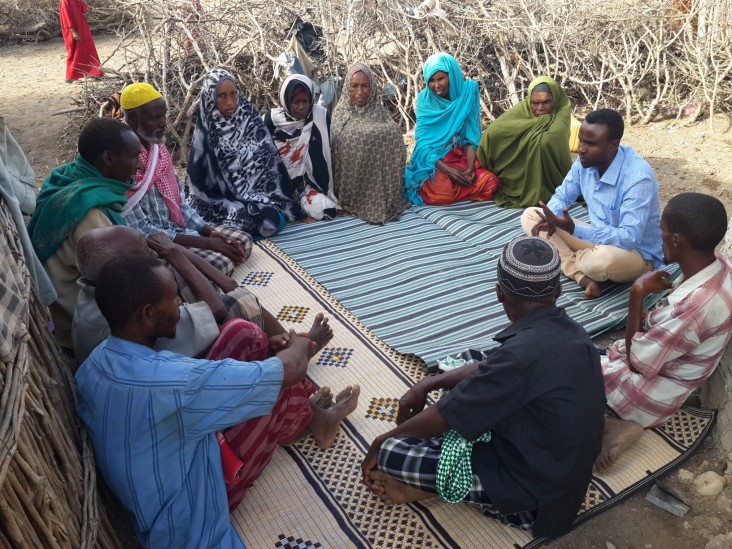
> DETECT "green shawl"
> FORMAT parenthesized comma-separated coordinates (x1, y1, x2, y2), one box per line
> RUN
(477, 76, 572, 208)
(27, 154, 130, 263)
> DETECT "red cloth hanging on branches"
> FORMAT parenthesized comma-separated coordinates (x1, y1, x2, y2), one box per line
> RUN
(59, 0, 103, 81)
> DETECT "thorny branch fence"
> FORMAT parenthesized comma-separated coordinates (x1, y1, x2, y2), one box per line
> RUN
(4, 0, 732, 152)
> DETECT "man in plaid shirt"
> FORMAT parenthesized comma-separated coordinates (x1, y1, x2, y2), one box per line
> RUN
(596, 192, 732, 472)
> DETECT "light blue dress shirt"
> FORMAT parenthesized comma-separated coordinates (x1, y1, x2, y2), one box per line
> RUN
(546, 145, 663, 268)
(76, 336, 284, 548)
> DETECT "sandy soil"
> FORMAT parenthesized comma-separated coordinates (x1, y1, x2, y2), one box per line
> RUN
(2, 34, 732, 549)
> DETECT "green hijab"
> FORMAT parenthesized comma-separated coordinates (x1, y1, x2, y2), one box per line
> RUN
(477, 76, 572, 208)
(27, 154, 130, 263)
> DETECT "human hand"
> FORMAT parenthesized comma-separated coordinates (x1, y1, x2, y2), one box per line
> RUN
(535, 201, 574, 237)
(217, 276, 238, 293)
(443, 166, 472, 187)
(269, 332, 290, 352)
(362, 436, 386, 492)
(395, 385, 428, 425)
(72, 29, 80, 41)
(208, 233, 247, 263)
(146, 232, 177, 259)
(462, 164, 475, 185)
(632, 271, 673, 297)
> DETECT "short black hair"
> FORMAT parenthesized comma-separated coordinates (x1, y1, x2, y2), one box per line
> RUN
(664, 192, 728, 252)
(95, 255, 164, 329)
(585, 108, 624, 141)
(77, 117, 135, 165)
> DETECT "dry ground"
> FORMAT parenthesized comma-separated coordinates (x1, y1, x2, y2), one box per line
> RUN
(2, 34, 732, 549)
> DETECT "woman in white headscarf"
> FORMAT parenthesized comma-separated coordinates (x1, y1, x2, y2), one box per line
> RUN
(264, 74, 339, 221)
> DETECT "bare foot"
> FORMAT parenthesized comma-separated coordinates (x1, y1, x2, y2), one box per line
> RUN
(594, 417, 644, 473)
(367, 470, 435, 504)
(307, 313, 333, 358)
(309, 385, 360, 449)
(303, 216, 317, 224)
(579, 276, 602, 299)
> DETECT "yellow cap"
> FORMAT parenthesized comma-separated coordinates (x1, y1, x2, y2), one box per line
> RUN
(120, 83, 163, 110)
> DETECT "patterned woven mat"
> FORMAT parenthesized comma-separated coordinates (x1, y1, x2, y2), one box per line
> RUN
(229, 243, 714, 549)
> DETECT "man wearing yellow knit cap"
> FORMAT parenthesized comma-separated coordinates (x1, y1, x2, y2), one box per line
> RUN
(120, 82, 252, 279)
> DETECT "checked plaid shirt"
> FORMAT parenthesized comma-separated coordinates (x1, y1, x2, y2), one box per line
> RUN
(603, 255, 732, 428)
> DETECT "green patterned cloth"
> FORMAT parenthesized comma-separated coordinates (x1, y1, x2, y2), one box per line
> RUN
(436, 429, 491, 504)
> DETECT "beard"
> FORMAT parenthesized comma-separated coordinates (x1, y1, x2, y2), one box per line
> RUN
(137, 126, 166, 145)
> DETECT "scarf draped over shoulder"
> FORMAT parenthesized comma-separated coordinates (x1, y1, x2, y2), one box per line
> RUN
(186, 68, 302, 234)
(27, 154, 129, 263)
(263, 74, 336, 203)
(404, 53, 481, 204)
(331, 63, 408, 223)
(125, 141, 185, 226)
(477, 76, 572, 208)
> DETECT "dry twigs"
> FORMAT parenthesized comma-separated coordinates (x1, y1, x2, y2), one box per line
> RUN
(0, 200, 120, 548)
(70, 0, 729, 146)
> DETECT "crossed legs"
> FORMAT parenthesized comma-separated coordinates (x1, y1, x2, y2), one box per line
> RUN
(521, 208, 652, 298)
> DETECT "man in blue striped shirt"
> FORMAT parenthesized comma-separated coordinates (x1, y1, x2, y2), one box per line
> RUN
(521, 109, 662, 299)
(75, 255, 313, 548)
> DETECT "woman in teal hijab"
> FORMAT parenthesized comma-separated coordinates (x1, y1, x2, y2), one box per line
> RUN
(477, 76, 572, 208)
(404, 53, 499, 206)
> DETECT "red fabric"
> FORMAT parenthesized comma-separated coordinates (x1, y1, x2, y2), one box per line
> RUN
(419, 146, 500, 206)
(130, 143, 186, 227)
(205, 319, 315, 511)
(59, 0, 103, 81)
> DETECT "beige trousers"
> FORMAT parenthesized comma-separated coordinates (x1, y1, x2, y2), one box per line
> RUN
(520, 207, 652, 284)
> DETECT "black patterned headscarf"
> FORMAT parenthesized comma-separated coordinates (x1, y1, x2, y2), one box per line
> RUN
(185, 68, 302, 233)
(497, 236, 561, 299)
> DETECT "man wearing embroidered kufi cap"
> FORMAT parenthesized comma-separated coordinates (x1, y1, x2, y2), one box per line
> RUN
(362, 236, 605, 539)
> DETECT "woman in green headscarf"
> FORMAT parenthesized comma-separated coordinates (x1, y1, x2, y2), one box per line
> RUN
(477, 76, 572, 209)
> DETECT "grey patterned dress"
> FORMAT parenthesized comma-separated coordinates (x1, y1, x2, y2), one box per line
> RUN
(331, 64, 409, 224)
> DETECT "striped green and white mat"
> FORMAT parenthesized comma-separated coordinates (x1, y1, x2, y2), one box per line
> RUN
(269, 202, 676, 368)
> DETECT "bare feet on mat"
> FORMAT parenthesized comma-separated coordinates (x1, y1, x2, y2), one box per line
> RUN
(309, 384, 360, 449)
(367, 470, 435, 504)
(307, 313, 333, 358)
(594, 416, 644, 473)
(579, 276, 602, 299)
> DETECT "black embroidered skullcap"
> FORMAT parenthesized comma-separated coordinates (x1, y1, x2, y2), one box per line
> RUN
(497, 236, 560, 299)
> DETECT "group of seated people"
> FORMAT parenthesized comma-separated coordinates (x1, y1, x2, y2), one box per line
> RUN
(19, 50, 732, 548)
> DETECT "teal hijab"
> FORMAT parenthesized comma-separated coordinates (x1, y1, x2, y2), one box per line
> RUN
(404, 53, 481, 205)
(27, 154, 130, 263)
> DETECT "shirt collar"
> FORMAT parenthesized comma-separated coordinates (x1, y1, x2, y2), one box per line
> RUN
(494, 305, 561, 342)
(668, 257, 723, 305)
(106, 335, 158, 357)
(598, 145, 626, 187)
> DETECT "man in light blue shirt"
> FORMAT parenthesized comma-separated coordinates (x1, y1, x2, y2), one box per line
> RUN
(521, 109, 662, 299)
(75, 255, 313, 548)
